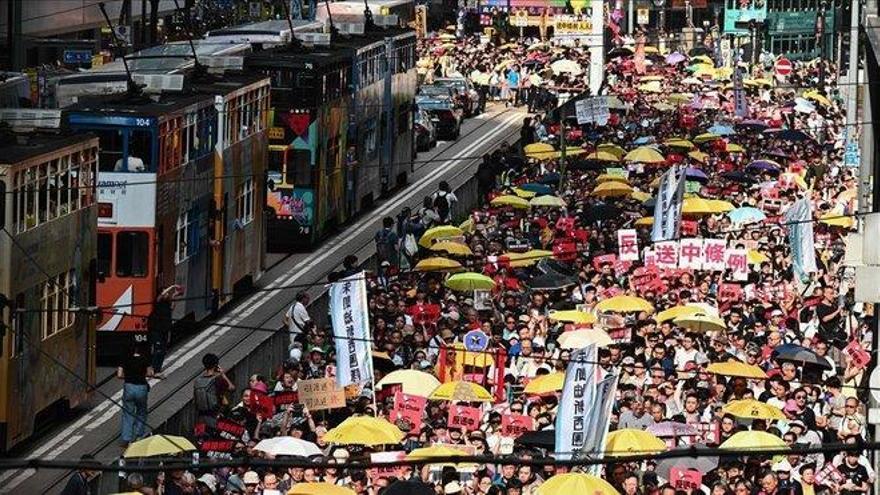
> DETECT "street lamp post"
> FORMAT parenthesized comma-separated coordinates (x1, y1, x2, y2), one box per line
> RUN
(652, 0, 666, 45)
(817, 0, 828, 87)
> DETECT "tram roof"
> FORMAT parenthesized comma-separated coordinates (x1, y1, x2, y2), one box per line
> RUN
(1, 132, 97, 165)
(65, 91, 211, 118)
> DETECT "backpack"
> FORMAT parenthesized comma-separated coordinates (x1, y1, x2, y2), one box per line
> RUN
(193, 374, 219, 414)
(434, 192, 450, 221)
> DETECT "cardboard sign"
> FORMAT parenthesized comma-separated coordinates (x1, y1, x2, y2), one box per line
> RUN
(617, 229, 639, 261)
(298, 378, 346, 411)
(273, 391, 299, 406)
(447, 405, 482, 431)
(369, 451, 405, 483)
(655, 241, 679, 269)
(702, 239, 727, 271)
(501, 414, 535, 437)
(391, 392, 427, 432)
(678, 238, 704, 270)
(670, 467, 703, 490)
(725, 248, 749, 281)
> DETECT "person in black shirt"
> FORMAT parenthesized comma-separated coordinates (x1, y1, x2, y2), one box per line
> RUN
(836, 451, 870, 495)
(816, 287, 844, 348)
(117, 343, 157, 446)
(59, 454, 99, 495)
(147, 285, 177, 375)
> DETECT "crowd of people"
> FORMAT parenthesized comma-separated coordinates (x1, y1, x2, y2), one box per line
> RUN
(102, 31, 874, 495)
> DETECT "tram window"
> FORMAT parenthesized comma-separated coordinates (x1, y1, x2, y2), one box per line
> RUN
(116, 231, 148, 278)
(0, 179, 5, 230)
(94, 129, 124, 172)
(97, 232, 112, 279)
(290, 149, 312, 186)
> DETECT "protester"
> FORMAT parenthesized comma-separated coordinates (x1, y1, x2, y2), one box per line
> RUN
(117, 342, 156, 446)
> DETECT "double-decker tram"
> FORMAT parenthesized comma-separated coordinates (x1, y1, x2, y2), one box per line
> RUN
(0, 115, 98, 451)
(57, 42, 270, 360)
(243, 24, 417, 248)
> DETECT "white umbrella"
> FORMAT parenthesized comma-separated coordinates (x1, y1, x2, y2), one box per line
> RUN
(253, 437, 323, 457)
(550, 59, 583, 76)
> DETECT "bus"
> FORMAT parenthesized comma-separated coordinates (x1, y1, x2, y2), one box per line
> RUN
(244, 26, 417, 248)
(59, 71, 270, 360)
(0, 73, 31, 108)
(0, 123, 98, 451)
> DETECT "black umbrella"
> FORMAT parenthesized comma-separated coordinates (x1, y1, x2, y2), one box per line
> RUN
(642, 196, 657, 209)
(539, 172, 561, 185)
(525, 272, 577, 291)
(655, 446, 718, 478)
(582, 203, 622, 223)
(384, 481, 436, 495)
(771, 344, 832, 369)
(608, 47, 634, 58)
(721, 171, 757, 184)
(514, 429, 555, 449)
(688, 46, 712, 57)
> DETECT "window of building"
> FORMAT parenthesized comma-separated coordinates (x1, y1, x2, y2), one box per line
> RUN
(116, 231, 149, 277)
(41, 270, 76, 340)
(175, 210, 189, 264)
(97, 232, 112, 279)
(236, 178, 255, 225)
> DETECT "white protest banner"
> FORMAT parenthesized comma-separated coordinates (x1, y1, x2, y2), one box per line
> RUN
(585, 373, 619, 475)
(783, 197, 818, 283)
(654, 241, 679, 269)
(652, 165, 687, 242)
(575, 96, 610, 125)
(330, 272, 374, 387)
(555, 345, 598, 460)
(702, 239, 727, 271)
(643, 249, 657, 268)
(725, 248, 749, 281)
(617, 229, 639, 261)
(678, 238, 704, 270)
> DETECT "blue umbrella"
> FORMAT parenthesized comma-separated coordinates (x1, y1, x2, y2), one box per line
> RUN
(633, 136, 656, 145)
(771, 344, 832, 369)
(746, 159, 782, 174)
(764, 128, 813, 142)
(539, 172, 560, 185)
(727, 206, 766, 224)
(520, 183, 554, 195)
(708, 123, 735, 136)
(665, 52, 687, 65)
(736, 119, 768, 131)
(685, 167, 709, 182)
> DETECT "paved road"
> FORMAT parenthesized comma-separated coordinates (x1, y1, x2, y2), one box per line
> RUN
(0, 103, 526, 494)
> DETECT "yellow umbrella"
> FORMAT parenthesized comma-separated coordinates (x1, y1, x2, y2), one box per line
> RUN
(529, 195, 567, 208)
(655, 305, 701, 323)
(747, 249, 769, 265)
(592, 181, 634, 198)
(682, 197, 714, 215)
(429, 381, 493, 402)
(596, 295, 654, 313)
(376, 369, 442, 398)
(820, 213, 854, 229)
(688, 150, 709, 163)
(549, 310, 597, 325)
(653, 102, 676, 112)
(726, 143, 745, 154)
(419, 225, 464, 247)
(440, 43, 456, 50)
(694, 132, 721, 144)
(803, 90, 832, 107)
(586, 151, 621, 162)
(445, 272, 495, 291)
(643, 45, 660, 54)
(597, 173, 630, 183)
(537, 473, 620, 495)
(459, 217, 474, 234)
(605, 429, 666, 457)
(667, 93, 693, 105)
(513, 187, 537, 198)
(414, 257, 463, 272)
(640, 75, 664, 81)
(707, 361, 769, 380)
(452, 342, 495, 368)
(624, 146, 666, 164)
(503, 249, 553, 267)
(557, 329, 614, 349)
(550, 147, 588, 159)
(438, 33, 457, 40)
(664, 138, 695, 150)
(635, 216, 654, 226)
(524, 142, 555, 158)
(692, 55, 714, 65)
(707, 199, 735, 213)
(638, 80, 662, 93)
(780, 172, 808, 190)
(523, 372, 565, 395)
(720, 430, 787, 451)
(673, 312, 726, 332)
(123, 435, 196, 458)
(289, 483, 356, 495)
(722, 399, 786, 421)
(430, 241, 473, 256)
(406, 444, 470, 460)
(714, 67, 734, 79)
(491, 194, 531, 209)
(598, 143, 627, 159)
(631, 191, 652, 202)
(324, 417, 404, 446)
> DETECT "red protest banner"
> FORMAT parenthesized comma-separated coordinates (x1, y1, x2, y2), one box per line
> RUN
(718, 283, 743, 302)
(216, 418, 246, 440)
(199, 439, 236, 453)
(248, 389, 277, 419)
(845, 340, 871, 369)
(501, 414, 535, 437)
(592, 253, 618, 270)
(670, 468, 703, 491)
(447, 405, 482, 431)
(369, 451, 405, 484)
(391, 392, 427, 432)
(273, 391, 299, 406)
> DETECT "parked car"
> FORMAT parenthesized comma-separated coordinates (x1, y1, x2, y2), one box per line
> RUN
(414, 107, 437, 151)
(434, 77, 480, 117)
(415, 91, 462, 141)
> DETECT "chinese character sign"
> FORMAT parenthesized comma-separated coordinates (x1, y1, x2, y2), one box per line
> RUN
(617, 229, 639, 261)
(702, 239, 727, 271)
(655, 241, 680, 269)
(555, 345, 598, 460)
(330, 272, 374, 387)
(725, 248, 749, 281)
(678, 238, 704, 270)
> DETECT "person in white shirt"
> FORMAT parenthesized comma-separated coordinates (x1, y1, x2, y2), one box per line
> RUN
(283, 292, 311, 348)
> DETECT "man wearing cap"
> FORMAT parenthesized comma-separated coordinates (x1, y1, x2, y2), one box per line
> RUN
(305, 346, 326, 379)
(241, 471, 260, 495)
(445, 481, 464, 495)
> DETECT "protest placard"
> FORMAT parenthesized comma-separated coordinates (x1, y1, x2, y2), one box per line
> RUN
(369, 451, 405, 483)
(298, 377, 346, 411)
(617, 229, 639, 261)
(447, 405, 482, 431)
(501, 414, 535, 437)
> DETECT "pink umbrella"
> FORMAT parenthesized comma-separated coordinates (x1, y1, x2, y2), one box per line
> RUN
(647, 421, 700, 437)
